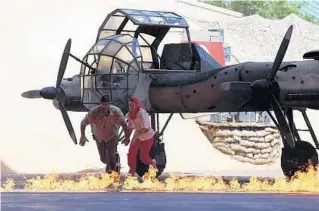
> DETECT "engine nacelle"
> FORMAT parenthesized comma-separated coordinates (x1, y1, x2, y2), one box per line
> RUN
(303, 50, 319, 60)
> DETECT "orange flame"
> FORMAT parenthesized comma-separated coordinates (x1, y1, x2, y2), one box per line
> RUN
(1, 165, 318, 193)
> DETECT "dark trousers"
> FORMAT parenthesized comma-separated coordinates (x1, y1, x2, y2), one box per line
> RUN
(94, 136, 118, 173)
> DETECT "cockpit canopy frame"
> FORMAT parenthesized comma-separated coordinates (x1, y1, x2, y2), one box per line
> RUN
(80, 34, 142, 111)
(96, 8, 189, 41)
(96, 8, 192, 70)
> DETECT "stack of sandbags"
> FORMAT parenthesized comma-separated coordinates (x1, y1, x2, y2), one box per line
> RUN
(198, 122, 282, 165)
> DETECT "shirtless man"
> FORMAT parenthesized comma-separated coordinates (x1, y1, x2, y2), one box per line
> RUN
(79, 95, 130, 173)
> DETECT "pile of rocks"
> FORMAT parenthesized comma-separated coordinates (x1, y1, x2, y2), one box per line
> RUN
(198, 122, 283, 165)
(189, 14, 319, 63)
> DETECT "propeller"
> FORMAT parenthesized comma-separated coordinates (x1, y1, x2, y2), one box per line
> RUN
(21, 39, 77, 145)
(220, 25, 295, 148)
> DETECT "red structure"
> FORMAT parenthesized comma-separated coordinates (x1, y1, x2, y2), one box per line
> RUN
(195, 41, 226, 67)
(181, 40, 226, 67)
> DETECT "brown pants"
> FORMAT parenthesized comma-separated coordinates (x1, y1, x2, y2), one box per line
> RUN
(94, 136, 118, 173)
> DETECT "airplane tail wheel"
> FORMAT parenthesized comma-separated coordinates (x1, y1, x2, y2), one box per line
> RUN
(281, 141, 318, 179)
(136, 135, 167, 178)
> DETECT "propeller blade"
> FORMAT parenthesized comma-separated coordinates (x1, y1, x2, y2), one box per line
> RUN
(220, 81, 252, 92)
(58, 100, 77, 145)
(56, 39, 72, 88)
(21, 90, 42, 99)
(268, 25, 293, 81)
(270, 93, 295, 148)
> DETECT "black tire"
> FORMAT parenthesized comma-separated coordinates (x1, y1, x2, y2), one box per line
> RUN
(136, 141, 167, 178)
(281, 140, 318, 179)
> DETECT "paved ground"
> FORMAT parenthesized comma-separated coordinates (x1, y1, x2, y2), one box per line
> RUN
(2, 192, 319, 211)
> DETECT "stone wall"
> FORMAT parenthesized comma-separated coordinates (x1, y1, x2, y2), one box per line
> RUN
(197, 121, 283, 165)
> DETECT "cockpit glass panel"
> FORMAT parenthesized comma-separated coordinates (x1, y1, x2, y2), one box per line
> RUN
(129, 61, 140, 73)
(138, 33, 155, 46)
(122, 9, 143, 16)
(140, 46, 152, 62)
(158, 12, 179, 18)
(97, 56, 113, 73)
(166, 17, 186, 25)
(98, 30, 116, 40)
(123, 20, 138, 32)
(149, 16, 166, 24)
(103, 16, 125, 30)
(89, 39, 110, 54)
(126, 39, 141, 57)
(131, 15, 149, 23)
(116, 46, 133, 62)
(112, 58, 139, 74)
(87, 55, 98, 70)
(139, 10, 160, 16)
(112, 58, 127, 74)
(114, 12, 125, 17)
(101, 40, 123, 56)
(116, 35, 133, 45)
(126, 44, 140, 58)
(89, 44, 106, 54)
(119, 9, 188, 27)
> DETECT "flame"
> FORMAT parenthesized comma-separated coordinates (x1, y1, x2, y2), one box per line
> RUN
(2, 165, 319, 193)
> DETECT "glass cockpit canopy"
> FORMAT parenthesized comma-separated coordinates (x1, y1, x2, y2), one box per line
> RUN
(80, 34, 141, 110)
(84, 33, 142, 73)
(97, 8, 189, 41)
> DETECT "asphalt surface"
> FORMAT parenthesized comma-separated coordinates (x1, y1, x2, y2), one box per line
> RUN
(2, 192, 319, 211)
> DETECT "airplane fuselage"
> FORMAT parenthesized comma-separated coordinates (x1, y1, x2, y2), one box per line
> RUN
(59, 60, 319, 114)
(149, 60, 319, 113)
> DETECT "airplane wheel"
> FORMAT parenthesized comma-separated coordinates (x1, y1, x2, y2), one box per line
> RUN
(136, 140, 167, 178)
(281, 140, 318, 179)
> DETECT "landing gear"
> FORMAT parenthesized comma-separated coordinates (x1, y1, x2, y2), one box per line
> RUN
(135, 113, 172, 178)
(118, 113, 171, 178)
(281, 140, 318, 179)
(115, 152, 121, 173)
(136, 132, 167, 178)
(271, 108, 319, 179)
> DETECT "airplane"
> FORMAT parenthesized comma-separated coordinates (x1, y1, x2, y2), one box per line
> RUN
(21, 8, 319, 179)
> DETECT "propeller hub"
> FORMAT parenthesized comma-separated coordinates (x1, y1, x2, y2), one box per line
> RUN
(40, 87, 57, 100)
(250, 79, 271, 91)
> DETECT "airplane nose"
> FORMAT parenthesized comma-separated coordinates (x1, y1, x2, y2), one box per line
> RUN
(40, 87, 57, 100)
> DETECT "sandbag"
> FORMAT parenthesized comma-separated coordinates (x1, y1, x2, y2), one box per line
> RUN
(249, 137, 265, 143)
(240, 139, 255, 148)
(254, 142, 270, 149)
(225, 137, 237, 144)
(254, 153, 270, 159)
(213, 137, 225, 144)
(261, 147, 273, 154)
(199, 123, 281, 165)
(212, 142, 229, 149)
(264, 134, 274, 142)
(241, 130, 256, 137)
(265, 127, 277, 133)
(218, 146, 235, 155)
